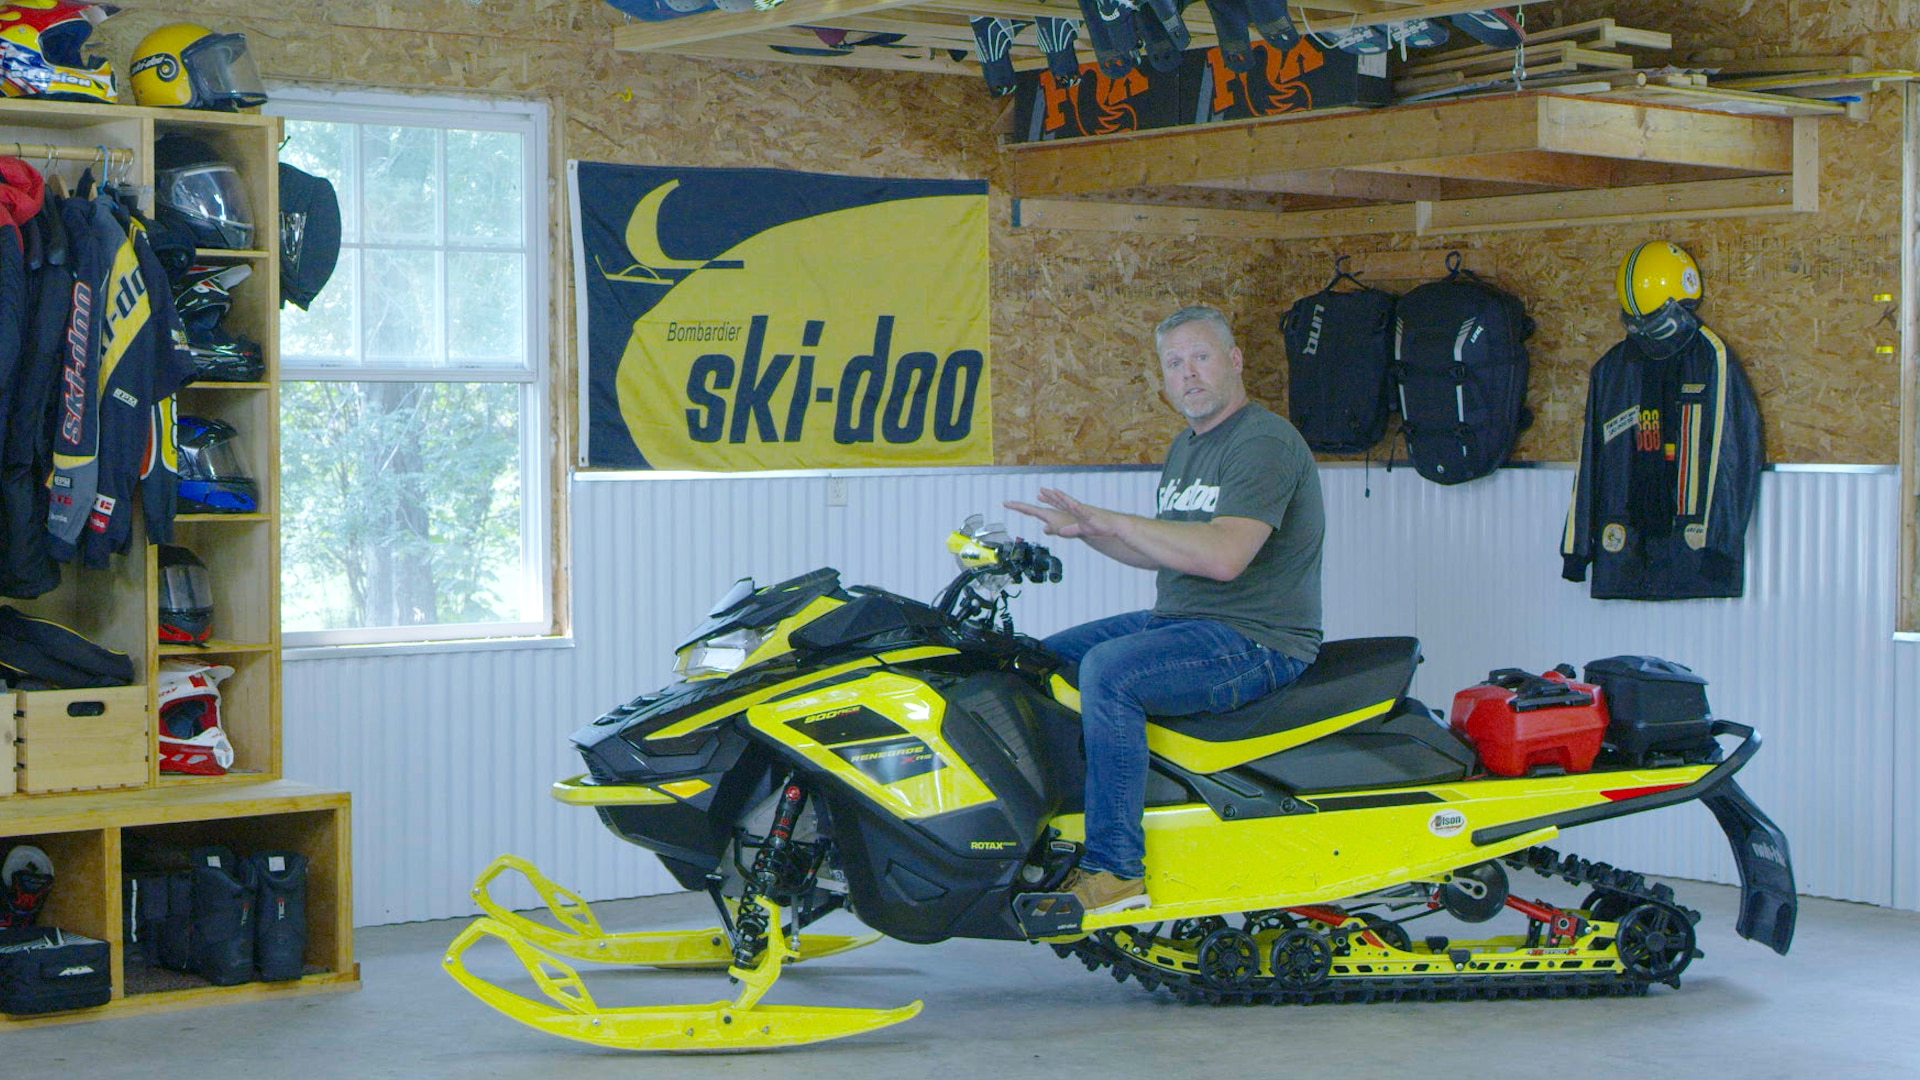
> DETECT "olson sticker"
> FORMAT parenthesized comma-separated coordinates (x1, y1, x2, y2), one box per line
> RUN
(1428, 809, 1467, 838)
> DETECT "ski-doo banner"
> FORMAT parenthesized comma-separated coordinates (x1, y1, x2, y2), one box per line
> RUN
(571, 162, 993, 470)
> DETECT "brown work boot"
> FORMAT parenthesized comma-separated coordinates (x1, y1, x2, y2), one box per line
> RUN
(1053, 868, 1150, 916)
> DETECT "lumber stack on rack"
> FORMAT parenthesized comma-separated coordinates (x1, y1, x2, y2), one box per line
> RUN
(1392, 18, 1671, 97)
(1390, 20, 1900, 119)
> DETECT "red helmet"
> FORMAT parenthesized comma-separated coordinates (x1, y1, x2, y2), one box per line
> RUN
(0, 1, 118, 103)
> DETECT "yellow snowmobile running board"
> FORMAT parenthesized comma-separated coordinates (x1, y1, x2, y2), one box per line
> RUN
(445, 895, 922, 1052)
(467, 854, 881, 968)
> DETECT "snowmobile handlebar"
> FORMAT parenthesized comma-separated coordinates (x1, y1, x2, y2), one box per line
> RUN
(932, 535, 1062, 625)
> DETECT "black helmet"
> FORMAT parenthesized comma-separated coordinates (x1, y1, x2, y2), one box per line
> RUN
(278, 162, 342, 310)
(175, 415, 258, 513)
(172, 264, 264, 381)
(155, 134, 253, 249)
(158, 544, 214, 645)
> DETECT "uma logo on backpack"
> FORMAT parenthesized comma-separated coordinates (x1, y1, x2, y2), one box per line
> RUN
(1391, 252, 1534, 484)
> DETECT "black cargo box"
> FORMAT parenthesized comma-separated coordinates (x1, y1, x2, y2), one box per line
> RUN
(1583, 655, 1716, 763)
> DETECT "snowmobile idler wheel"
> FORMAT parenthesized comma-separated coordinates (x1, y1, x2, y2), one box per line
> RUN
(1439, 861, 1510, 923)
(1245, 909, 1298, 934)
(1268, 927, 1333, 991)
(1198, 928, 1260, 990)
(1171, 916, 1228, 943)
(1359, 913, 1411, 952)
(1581, 888, 1635, 922)
(1615, 903, 1698, 986)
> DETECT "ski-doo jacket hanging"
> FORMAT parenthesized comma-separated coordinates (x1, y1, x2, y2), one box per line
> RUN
(1561, 326, 1762, 600)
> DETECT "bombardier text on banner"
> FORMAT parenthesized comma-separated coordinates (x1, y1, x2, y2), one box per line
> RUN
(571, 162, 993, 470)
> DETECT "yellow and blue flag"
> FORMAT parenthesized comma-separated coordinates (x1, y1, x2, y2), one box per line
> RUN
(572, 163, 992, 469)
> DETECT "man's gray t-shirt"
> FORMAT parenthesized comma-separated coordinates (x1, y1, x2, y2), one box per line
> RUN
(1152, 402, 1324, 662)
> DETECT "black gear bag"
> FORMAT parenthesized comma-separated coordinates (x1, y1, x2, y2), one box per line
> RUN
(1281, 260, 1398, 453)
(0, 927, 111, 1015)
(1391, 252, 1534, 484)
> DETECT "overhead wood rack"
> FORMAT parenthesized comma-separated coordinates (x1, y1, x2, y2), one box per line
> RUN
(1005, 91, 1821, 239)
(610, 0, 1532, 76)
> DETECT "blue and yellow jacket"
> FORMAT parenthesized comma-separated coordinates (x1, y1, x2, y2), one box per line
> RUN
(1562, 325, 1763, 600)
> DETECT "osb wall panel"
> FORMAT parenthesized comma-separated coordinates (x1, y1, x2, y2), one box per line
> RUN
(91, 1, 1904, 467)
(1267, 0, 1907, 466)
(92, 0, 1276, 471)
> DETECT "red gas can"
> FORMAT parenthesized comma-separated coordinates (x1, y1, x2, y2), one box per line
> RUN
(1449, 668, 1609, 777)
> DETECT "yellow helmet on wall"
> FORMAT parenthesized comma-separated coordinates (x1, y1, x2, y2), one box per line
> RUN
(1616, 240, 1702, 317)
(129, 22, 265, 110)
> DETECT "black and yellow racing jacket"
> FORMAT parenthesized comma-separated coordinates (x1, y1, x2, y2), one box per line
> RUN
(1561, 325, 1763, 600)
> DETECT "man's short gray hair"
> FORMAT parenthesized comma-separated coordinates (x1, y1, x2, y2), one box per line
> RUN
(1154, 304, 1237, 353)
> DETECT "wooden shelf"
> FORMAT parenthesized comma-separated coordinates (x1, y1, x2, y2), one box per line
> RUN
(189, 248, 273, 261)
(1005, 90, 1821, 238)
(157, 768, 273, 787)
(159, 639, 274, 657)
(182, 381, 272, 391)
(174, 512, 271, 524)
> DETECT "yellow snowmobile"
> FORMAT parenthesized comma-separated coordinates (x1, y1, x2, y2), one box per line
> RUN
(445, 517, 1796, 1052)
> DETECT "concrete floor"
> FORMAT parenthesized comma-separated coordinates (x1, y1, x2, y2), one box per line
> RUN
(12, 879, 1920, 1080)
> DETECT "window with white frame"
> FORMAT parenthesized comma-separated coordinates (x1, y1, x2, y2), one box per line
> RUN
(269, 89, 550, 646)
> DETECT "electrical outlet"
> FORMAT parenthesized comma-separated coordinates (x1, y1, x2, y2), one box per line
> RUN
(827, 477, 849, 507)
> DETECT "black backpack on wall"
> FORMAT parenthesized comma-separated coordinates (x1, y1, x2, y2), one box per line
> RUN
(1281, 264, 1398, 454)
(1391, 253, 1534, 484)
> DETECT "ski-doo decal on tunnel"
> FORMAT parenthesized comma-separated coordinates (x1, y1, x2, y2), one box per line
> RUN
(832, 736, 945, 784)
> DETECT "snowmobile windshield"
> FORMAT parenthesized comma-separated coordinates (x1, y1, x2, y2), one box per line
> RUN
(160, 560, 215, 610)
(161, 164, 253, 248)
(183, 32, 266, 108)
(674, 567, 843, 652)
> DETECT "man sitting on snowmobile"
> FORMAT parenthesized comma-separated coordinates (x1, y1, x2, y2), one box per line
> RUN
(1007, 303, 1325, 915)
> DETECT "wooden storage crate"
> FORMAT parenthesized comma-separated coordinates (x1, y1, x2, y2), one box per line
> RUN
(15, 687, 149, 794)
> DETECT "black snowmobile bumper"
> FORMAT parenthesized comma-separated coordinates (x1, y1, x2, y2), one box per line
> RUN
(1701, 777, 1797, 955)
(1474, 720, 1796, 955)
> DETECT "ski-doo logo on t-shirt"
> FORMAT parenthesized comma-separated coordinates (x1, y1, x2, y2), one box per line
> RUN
(1157, 478, 1219, 514)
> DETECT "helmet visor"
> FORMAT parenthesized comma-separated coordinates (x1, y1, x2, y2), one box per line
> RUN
(181, 436, 248, 482)
(161, 164, 254, 248)
(160, 560, 215, 610)
(182, 33, 265, 109)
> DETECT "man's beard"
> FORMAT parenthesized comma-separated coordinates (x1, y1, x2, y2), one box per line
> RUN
(1177, 389, 1223, 420)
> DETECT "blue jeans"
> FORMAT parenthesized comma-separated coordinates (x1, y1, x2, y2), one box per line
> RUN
(1046, 611, 1309, 880)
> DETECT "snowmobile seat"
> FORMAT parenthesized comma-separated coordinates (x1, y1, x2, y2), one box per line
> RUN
(1149, 636, 1420, 743)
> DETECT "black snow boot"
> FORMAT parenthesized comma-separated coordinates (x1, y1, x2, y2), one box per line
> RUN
(248, 851, 308, 982)
(189, 847, 256, 985)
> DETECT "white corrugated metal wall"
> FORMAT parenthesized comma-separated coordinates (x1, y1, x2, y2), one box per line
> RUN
(285, 466, 1918, 925)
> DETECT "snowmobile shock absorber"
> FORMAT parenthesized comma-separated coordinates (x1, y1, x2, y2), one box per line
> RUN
(1504, 894, 1587, 944)
(734, 780, 810, 967)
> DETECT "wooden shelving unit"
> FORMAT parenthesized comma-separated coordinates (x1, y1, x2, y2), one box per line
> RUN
(0, 98, 354, 1024)
(1004, 90, 1822, 238)
(0, 783, 357, 1027)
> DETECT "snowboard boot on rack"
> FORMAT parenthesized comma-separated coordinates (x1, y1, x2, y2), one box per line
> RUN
(1, 845, 54, 929)
(189, 846, 257, 985)
(249, 851, 309, 982)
